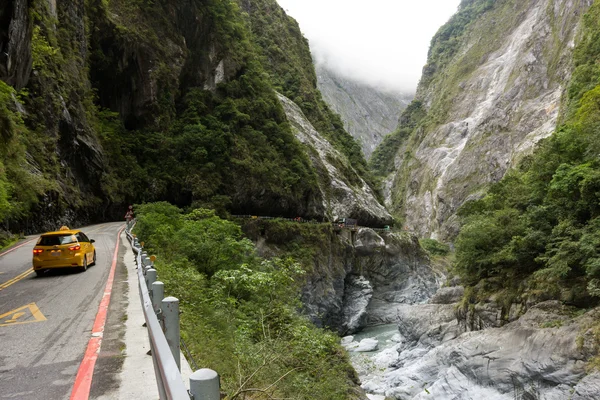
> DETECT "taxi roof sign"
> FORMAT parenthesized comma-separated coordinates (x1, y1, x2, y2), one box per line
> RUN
(59, 226, 70, 231)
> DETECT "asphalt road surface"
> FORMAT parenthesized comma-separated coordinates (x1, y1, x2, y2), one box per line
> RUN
(0, 222, 125, 400)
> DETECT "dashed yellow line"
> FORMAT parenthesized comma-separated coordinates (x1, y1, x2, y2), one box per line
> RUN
(0, 268, 34, 291)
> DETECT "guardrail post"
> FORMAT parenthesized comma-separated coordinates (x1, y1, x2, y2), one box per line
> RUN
(146, 268, 157, 290)
(151, 281, 164, 313)
(143, 257, 152, 268)
(190, 369, 220, 400)
(162, 296, 181, 371)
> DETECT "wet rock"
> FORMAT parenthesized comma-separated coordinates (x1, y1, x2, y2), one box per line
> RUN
(390, 333, 403, 343)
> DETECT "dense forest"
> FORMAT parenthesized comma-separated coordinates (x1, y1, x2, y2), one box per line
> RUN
(134, 202, 363, 399)
(0, 0, 372, 239)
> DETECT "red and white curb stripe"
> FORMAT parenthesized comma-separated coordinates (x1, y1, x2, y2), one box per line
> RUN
(70, 225, 125, 400)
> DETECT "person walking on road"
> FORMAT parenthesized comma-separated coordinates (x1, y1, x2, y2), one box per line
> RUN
(125, 205, 134, 228)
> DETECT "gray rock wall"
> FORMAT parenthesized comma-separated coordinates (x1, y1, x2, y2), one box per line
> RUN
(388, 0, 593, 240)
(278, 93, 392, 227)
(294, 227, 435, 334)
(0, 0, 32, 89)
(315, 63, 412, 159)
(378, 302, 600, 400)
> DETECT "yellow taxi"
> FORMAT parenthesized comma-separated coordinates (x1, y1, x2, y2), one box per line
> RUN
(32, 226, 96, 276)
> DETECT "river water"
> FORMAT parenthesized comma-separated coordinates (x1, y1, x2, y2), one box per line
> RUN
(346, 324, 400, 398)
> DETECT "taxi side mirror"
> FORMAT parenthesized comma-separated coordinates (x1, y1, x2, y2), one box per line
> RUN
(90, 239, 95, 243)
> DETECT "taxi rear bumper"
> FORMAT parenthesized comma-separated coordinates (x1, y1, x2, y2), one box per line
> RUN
(33, 253, 84, 269)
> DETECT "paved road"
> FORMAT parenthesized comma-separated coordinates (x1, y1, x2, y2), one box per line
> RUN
(0, 222, 125, 400)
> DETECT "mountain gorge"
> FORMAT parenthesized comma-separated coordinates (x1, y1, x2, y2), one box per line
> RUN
(0, 0, 386, 234)
(3, 0, 600, 398)
(315, 62, 412, 159)
(355, 0, 600, 397)
(375, 0, 593, 240)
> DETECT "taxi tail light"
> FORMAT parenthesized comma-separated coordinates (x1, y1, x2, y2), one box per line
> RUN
(33, 249, 44, 255)
(68, 245, 81, 251)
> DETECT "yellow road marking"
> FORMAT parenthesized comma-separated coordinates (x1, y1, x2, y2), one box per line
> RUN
(0, 303, 47, 326)
(7, 312, 25, 323)
(0, 268, 34, 291)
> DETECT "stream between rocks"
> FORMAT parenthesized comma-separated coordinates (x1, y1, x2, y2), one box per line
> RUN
(334, 230, 600, 400)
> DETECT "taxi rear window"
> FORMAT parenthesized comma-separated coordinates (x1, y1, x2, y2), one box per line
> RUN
(38, 234, 77, 246)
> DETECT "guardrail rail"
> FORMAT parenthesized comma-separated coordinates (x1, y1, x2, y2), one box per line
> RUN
(125, 223, 220, 400)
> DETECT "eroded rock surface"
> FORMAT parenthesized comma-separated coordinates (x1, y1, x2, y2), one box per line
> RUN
(388, 0, 593, 240)
(296, 228, 433, 334)
(278, 93, 392, 227)
(363, 302, 600, 400)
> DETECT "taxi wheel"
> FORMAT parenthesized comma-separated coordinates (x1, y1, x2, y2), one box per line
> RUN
(80, 257, 88, 272)
(91, 251, 96, 266)
(35, 270, 44, 277)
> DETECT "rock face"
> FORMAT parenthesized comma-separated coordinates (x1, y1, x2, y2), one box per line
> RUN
(0, 0, 32, 89)
(376, 302, 600, 400)
(315, 63, 412, 158)
(294, 227, 435, 334)
(278, 93, 392, 227)
(342, 276, 373, 334)
(2, 0, 382, 230)
(385, 0, 593, 240)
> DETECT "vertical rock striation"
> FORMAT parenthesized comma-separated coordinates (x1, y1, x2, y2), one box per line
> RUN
(385, 0, 593, 240)
(278, 93, 392, 226)
(315, 62, 412, 159)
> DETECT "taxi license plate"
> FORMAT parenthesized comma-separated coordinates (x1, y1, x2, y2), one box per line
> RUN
(51, 250, 61, 257)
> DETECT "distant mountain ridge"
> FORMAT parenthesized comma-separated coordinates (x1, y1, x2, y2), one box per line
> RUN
(315, 63, 412, 158)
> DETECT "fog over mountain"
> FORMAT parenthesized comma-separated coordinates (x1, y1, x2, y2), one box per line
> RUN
(315, 60, 413, 158)
(276, 0, 462, 92)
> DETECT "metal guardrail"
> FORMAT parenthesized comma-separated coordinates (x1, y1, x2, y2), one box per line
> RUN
(125, 223, 220, 400)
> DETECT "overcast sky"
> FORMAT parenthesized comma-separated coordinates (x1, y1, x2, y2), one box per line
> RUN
(276, 0, 462, 94)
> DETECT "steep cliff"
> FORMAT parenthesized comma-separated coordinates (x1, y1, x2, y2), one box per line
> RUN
(0, 0, 381, 234)
(1, 0, 107, 232)
(235, 0, 376, 188)
(242, 218, 435, 334)
(278, 93, 391, 226)
(378, 0, 592, 239)
(315, 63, 412, 159)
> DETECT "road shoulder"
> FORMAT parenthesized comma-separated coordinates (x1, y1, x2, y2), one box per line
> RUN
(93, 231, 157, 399)
(93, 230, 194, 399)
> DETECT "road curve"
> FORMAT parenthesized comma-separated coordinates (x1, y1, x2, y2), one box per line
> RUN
(0, 222, 125, 400)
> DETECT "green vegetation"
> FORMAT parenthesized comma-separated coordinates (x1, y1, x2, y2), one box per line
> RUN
(87, 0, 320, 215)
(454, 2, 600, 306)
(134, 203, 360, 399)
(0, 0, 112, 228)
(0, 80, 52, 223)
(422, 0, 495, 86)
(370, 0, 500, 219)
(420, 238, 450, 257)
(241, 217, 335, 270)
(237, 0, 375, 189)
(370, 101, 426, 177)
(2, 0, 372, 230)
